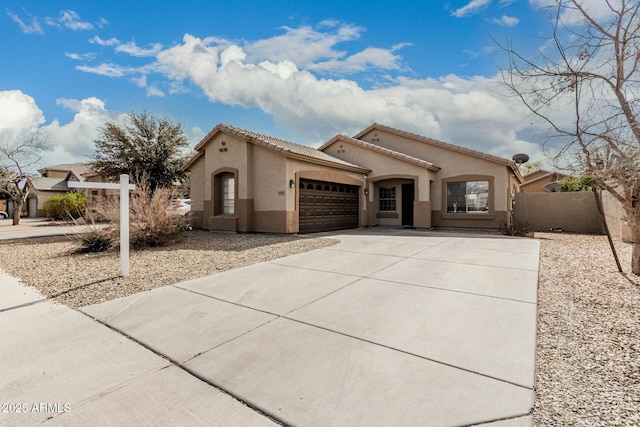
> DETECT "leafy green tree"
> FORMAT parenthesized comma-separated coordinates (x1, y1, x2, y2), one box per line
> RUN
(559, 175, 595, 192)
(91, 111, 189, 193)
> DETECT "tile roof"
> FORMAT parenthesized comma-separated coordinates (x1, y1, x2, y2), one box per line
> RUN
(522, 171, 568, 186)
(192, 124, 369, 172)
(321, 135, 441, 172)
(29, 177, 69, 192)
(352, 123, 523, 181)
(38, 163, 93, 181)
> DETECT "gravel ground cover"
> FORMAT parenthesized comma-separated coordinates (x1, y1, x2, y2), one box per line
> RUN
(533, 232, 640, 426)
(0, 229, 337, 308)
(0, 228, 639, 425)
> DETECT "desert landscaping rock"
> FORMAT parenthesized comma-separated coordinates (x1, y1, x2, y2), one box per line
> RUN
(534, 232, 640, 426)
(0, 230, 337, 308)
(1, 228, 639, 425)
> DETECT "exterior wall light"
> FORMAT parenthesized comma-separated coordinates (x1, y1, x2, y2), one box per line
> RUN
(289, 179, 295, 188)
(364, 188, 369, 196)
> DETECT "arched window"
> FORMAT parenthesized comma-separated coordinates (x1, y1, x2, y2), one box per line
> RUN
(213, 171, 236, 216)
(221, 174, 235, 215)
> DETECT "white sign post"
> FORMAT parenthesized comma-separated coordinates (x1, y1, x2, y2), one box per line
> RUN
(68, 174, 136, 277)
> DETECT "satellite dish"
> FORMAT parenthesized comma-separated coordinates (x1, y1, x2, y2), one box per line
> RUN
(512, 153, 530, 165)
(543, 181, 563, 192)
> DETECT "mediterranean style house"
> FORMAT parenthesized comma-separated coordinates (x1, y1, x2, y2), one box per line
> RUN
(184, 123, 524, 233)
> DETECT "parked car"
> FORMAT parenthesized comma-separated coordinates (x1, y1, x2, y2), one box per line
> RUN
(168, 198, 191, 215)
(0, 211, 7, 220)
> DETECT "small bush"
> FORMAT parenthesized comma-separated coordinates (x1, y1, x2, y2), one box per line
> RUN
(43, 192, 86, 220)
(77, 180, 187, 251)
(129, 185, 187, 248)
(499, 220, 532, 237)
(73, 226, 115, 253)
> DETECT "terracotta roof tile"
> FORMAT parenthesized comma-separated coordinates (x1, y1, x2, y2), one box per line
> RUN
(194, 124, 369, 172)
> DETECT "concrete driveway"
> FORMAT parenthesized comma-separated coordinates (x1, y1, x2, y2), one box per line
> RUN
(0, 228, 539, 426)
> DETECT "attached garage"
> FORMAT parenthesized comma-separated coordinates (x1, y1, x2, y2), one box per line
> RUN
(298, 179, 359, 233)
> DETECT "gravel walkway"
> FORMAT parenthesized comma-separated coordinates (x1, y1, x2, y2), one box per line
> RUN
(0, 229, 639, 425)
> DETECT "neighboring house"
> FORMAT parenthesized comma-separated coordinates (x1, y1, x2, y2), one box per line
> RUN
(520, 169, 569, 193)
(184, 123, 524, 234)
(6, 163, 98, 218)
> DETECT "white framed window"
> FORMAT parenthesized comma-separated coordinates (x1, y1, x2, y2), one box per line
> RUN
(222, 176, 235, 215)
(379, 186, 396, 212)
(447, 180, 489, 213)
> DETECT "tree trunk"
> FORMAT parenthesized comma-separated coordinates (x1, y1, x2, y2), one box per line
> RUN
(12, 200, 22, 225)
(633, 242, 640, 275)
(631, 219, 640, 275)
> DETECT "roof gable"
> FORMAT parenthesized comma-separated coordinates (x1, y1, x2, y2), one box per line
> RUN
(320, 135, 441, 172)
(352, 123, 523, 182)
(29, 177, 69, 192)
(187, 123, 369, 173)
(39, 163, 91, 176)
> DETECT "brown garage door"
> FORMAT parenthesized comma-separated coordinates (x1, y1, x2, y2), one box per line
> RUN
(298, 179, 359, 233)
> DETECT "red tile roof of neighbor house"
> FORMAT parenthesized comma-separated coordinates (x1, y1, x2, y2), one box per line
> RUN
(351, 123, 524, 182)
(187, 124, 370, 173)
(321, 134, 441, 172)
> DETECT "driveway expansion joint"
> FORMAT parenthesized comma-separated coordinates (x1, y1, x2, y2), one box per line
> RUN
(78, 308, 286, 426)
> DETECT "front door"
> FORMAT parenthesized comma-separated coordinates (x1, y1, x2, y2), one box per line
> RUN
(401, 183, 414, 227)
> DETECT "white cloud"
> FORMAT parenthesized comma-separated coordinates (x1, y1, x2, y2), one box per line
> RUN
(6, 10, 43, 34)
(59, 10, 93, 31)
(115, 41, 164, 57)
(493, 15, 520, 26)
(146, 86, 165, 97)
(153, 34, 537, 158)
(309, 47, 405, 74)
(0, 91, 118, 170)
(0, 90, 45, 130)
(75, 63, 136, 77)
(65, 52, 97, 61)
(43, 97, 111, 160)
(74, 24, 546, 161)
(244, 23, 365, 69)
(452, 0, 493, 17)
(528, 0, 622, 25)
(89, 36, 120, 46)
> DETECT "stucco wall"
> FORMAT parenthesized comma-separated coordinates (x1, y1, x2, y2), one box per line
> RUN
(601, 190, 631, 242)
(514, 192, 602, 233)
(323, 139, 436, 228)
(357, 129, 512, 212)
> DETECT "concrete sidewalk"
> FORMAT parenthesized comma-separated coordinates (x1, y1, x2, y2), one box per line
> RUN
(0, 228, 539, 426)
(0, 218, 92, 240)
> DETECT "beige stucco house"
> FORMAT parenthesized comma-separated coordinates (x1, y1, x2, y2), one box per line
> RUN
(520, 169, 568, 193)
(184, 123, 524, 234)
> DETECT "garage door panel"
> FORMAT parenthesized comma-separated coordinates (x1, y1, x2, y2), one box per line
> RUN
(299, 179, 359, 234)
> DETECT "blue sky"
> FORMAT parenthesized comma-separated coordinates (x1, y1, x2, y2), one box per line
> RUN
(1, 1, 583, 170)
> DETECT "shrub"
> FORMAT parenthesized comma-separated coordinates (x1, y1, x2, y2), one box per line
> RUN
(499, 220, 532, 237)
(128, 185, 187, 248)
(43, 192, 86, 220)
(72, 225, 115, 253)
(74, 180, 187, 251)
